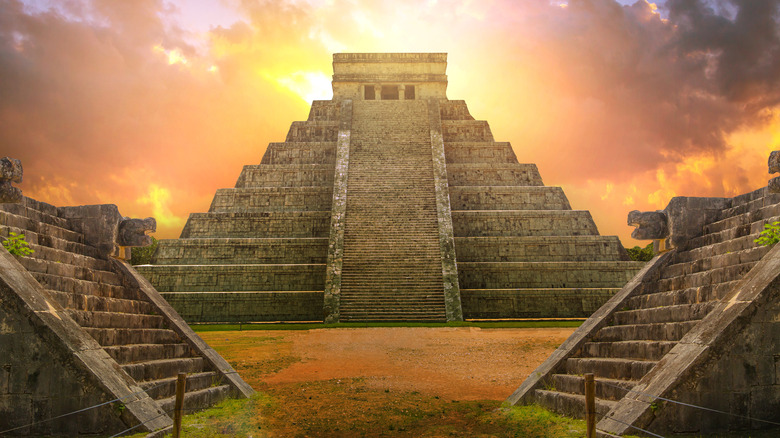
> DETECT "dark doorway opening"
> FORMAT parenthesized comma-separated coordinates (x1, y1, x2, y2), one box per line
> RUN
(405, 85, 415, 100)
(381, 85, 399, 100)
(364, 85, 376, 100)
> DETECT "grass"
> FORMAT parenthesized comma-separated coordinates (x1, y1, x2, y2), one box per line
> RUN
(191, 320, 584, 332)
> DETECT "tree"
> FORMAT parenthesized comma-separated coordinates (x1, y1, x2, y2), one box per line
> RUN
(626, 242, 654, 262)
(130, 236, 158, 265)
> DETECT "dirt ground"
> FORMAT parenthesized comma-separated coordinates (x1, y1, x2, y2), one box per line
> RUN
(199, 327, 577, 437)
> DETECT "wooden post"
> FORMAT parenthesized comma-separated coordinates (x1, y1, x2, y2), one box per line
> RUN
(585, 373, 596, 438)
(172, 372, 187, 438)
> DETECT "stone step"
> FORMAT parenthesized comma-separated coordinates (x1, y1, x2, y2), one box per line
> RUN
(180, 211, 331, 238)
(307, 100, 341, 122)
(687, 211, 780, 248)
(580, 341, 677, 361)
(457, 261, 643, 289)
(67, 310, 166, 329)
(19, 256, 121, 285)
(699, 202, 780, 236)
(534, 389, 616, 419)
(83, 327, 181, 346)
(285, 120, 339, 142)
(0, 226, 101, 258)
(104, 343, 194, 365)
(449, 186, 571, 211)
(439, 100, 475, 121)
(718, 189, 780, 218)
(234, 164, 334, 188)
(454, 236, 631, 262)
(452, 210, 599, 237)
(260, 141, 337, 165)
(441, 120, 493, 142)
(340, 314, 446, 322)
(140, 371, 219, 400)
(150, 237, 328, 265)
(594, 321, 699, 342)
(122, 357, 205, 382)
(674, 233, 765, 264)
(550, 374, 635, 401)
(625, 281, 740, 309)
(443, 142, 517, 164)
(656, 262, 757, 291)
(32, 272, 142, 300)
(446, 163, 544, 186)
(662, 246, 770, 279)
(45, 290, 156, 314)
(0, 201, 69, 229)
(135, 264, 326, 292)
(565, 357, 657, 381)
(157, 385, 233, 415)
(612, 302, 716, 325)
(209, 187, 333, 213)
(24, 243, 111, 270)
(0, 210, 84, 245)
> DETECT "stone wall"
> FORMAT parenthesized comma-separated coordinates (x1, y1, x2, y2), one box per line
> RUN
(446, 163, 544, 186)
(180, 211, 331, 238)
(235, 164, 333, 188)
(209, 187, 333, 212)
(461, 288, 617, 319)
(161, 291, 323, 323)
(452, 210, 599, 237)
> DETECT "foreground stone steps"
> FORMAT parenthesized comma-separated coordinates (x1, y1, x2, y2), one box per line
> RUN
(580, 340, 676, 361)
(0, 200, 69, 228)
(534, 389, 616, 419)
(122, 357, 205, 382)
(83, 327, 182, 346)
(593, 321, 700, 342)
(565, 357, 657, 381)
(151, 237, 329, 265)
(550, 374, 634, 401)
(19, 256, 121, 285)
(624, 281, 741, 309)
(454, 236, 631, 262)
(158, 385, 233, 414)
(32, 272, 141, 300)
(0, 210, 84, 245)
(45, 289, 156, 314)
(68, 310, 166, 329)
(141, 371, 220, 400)
(0, 225, 101, 258)
(611, 302, 716, 325)
(664, 244, 770, 276)
(656, 262, 757, 291)
(104, 343, 194, 364)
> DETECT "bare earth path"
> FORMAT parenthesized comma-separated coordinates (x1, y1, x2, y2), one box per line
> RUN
(198, 327, 576, 437)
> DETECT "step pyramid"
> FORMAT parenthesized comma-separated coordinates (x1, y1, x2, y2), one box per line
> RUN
(0, 193, 253, 435)
(509, 153, 780, 435)
(136, 53, 643, 323)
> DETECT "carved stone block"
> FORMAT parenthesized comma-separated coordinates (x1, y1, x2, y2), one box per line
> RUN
(627, 210, 668, 240)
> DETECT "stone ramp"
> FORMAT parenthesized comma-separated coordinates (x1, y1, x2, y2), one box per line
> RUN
(338, 100, 447, 322)
(0, 197, 252, 435)
(440, 100, 644, 319)
(509, 183, 780, 435)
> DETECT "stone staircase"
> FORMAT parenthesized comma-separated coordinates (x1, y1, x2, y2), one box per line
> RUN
(440, 100, 644, 319)
(0, 196, 252, 433)
(510, 185, 780, 434)
(338, 100, 446, 321)
(136, 101, 340, 323)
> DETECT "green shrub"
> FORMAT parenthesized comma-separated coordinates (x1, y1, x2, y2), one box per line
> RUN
(755, 221, 780, 246)
(626, 243, 654, 262)
(130, 236, 158, 265)
(2, 231, 34, 257)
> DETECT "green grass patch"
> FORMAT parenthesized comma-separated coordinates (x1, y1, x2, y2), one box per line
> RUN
(191, 320, 583, 332)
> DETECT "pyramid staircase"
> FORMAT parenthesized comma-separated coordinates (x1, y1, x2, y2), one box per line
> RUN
(0, 197, 252, 435)
(338, 100, 446, 321)
(510, 185, 780, 435)
(440, 100, 644, 319)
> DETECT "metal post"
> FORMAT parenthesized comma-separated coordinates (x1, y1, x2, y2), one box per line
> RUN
(172, 372, 187, 438)
(585, 373, 596, 438)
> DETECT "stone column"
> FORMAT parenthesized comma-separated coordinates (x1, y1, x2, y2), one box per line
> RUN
(374, 85, 382, 100)
(399, 84, 406, 100)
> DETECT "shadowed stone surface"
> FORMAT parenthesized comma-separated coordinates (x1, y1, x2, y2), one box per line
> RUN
(509, 154, 780, 435)
(138, 53, 641, 323)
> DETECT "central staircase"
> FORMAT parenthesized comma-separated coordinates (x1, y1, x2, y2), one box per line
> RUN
(339, 100, 446, 321)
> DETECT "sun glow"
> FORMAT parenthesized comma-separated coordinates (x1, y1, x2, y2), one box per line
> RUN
(275, 71, 333, 103)
(153, 44, 188, 65)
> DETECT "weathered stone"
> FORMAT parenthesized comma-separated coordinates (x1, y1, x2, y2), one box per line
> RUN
(769, 150, 780, 174)
(118, 217, 156, 247)
(627, 210, 668, 240)
(0, 157, 23, 203)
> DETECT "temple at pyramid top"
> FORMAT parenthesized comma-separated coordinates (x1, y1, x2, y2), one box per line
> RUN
(331, 52, 448, 100)
(136, 53, 644, 324)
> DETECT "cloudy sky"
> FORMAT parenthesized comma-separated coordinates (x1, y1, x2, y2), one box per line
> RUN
(2, 0, 779, 245)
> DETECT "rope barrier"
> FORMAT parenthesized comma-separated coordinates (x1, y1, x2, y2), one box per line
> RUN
(595, 411, 666, 438)
(600, 381, 780, 427)
(109, 410, 173, 438)
(0, 380, 170, 435)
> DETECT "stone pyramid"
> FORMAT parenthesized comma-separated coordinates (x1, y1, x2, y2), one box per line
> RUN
(136, 53, 643, 323)
(508, 152, 780, 435)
